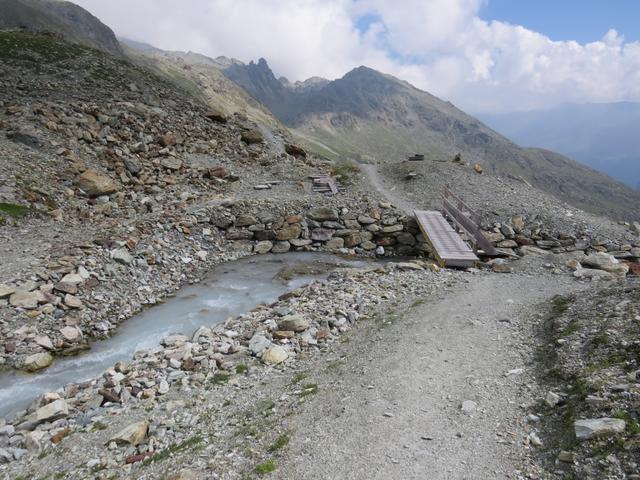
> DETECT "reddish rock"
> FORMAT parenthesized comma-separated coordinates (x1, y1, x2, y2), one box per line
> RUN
(515, 235, 535, 246)
(160, 133, 177, 147)
(50, 427, 70, 445)
(126, 452, 153, 464)
(624, 261, 640, 276)
(286, 214, 303, 224)
(274, 330, 295, 340)
(4, 342, 16, 353)
(376, 237, 396, 247)
(316, 330, 331, 342)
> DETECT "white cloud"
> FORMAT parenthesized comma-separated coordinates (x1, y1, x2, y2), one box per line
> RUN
(74, 0, 640, 113)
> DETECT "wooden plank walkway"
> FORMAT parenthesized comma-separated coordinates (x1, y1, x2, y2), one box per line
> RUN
(414, 210, 479, 268)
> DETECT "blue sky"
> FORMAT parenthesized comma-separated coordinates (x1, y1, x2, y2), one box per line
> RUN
(480, 0, 640, 43)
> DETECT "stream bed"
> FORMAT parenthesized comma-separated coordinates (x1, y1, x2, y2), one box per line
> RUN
(0, 252, 369, 418)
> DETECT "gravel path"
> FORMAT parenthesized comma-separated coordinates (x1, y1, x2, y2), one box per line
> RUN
(277, 272, 577, 479)
(360, 163, 415, 214)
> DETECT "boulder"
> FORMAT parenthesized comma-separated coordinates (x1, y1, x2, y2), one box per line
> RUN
(9, 290, 43, 309)
(276, 223, 301, 241)
(253, 241, 273, 254)
(249, 334, 272, 356)
(277, 315, 309, 332)
(235, 214, 257, 227)
(33, 399, 69, 423)
(64, 294, 83, 309)
(241, 129, 263, 144)
(285, 144, 307, 157)
(204, 109, 227, 124)
(78, 170, 117, 197)
(110, 421, 148, 446)
(325, 237, 345, 250)
(631, 221, 640, 236)
(112, 248, 134, 265)
(261, 346, 288, 365)
(60, 326, 81, 342)
(575, 418, 625, 440)
(573, 268, 613, 281)
(24, 352, 53, 371)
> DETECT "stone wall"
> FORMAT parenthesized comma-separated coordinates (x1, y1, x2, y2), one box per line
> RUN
(213, 204, 427, 257)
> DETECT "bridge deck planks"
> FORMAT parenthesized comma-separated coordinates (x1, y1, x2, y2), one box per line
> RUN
(414, 210, 479, 268)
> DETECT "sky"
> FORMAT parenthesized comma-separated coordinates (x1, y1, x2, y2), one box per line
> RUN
(73, 0, 640, 113)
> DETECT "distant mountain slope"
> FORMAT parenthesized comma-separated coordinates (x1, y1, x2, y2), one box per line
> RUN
(0, 0, 122, 55)
(224, 59, 640, 221)
(122, 41, 286, 134)
(478, 103, 640, 190)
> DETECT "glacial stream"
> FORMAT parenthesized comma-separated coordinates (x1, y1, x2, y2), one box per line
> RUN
(0, 253, 368, 418)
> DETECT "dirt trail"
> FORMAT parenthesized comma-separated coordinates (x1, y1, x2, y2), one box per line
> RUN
(360, 163, 416, 214)
(278, 272, 577, 479)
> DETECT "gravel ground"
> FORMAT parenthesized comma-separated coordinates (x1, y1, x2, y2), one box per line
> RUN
(276, 269, 582, 480)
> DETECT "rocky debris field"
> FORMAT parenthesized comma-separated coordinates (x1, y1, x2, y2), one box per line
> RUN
(376, 160, 639, 242)
(531, 279, 640, 480)
(0, 260, 451, 479)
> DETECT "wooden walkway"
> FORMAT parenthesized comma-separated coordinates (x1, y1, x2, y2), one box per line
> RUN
(414, 210, 479, 268)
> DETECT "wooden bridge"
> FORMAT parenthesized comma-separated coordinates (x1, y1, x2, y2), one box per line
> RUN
(414, 186, 497, 268)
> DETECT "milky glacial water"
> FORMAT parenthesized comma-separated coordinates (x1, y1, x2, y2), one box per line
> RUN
(0, 253, 368, 418)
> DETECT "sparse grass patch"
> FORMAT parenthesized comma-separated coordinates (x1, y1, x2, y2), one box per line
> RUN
(330, 162, 361, 186)
(212, 372, 230, 384)
(0, 202, 32, 219)
(255, 459, 277, 474)
(298, 384, 318, 397)
(91, 422, 108, 431)
(143, 436, 204, 464)
(291, 371, 308, 385)
(268, 433, 290, 452)
(236, 364, 248, 374)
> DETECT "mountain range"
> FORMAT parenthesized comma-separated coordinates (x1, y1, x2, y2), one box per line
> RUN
(224, 58, 640, 220)
(2, 0, 640, 221)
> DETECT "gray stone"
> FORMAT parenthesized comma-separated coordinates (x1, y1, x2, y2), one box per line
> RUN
(308, 207, 339, 222)
(357, 215, 376, 225)
(123, 158, 141, 176)
(33, 399, 69, 423)
(546, 391, 561, 407)
(253, 241, 273, 254)
(325, 237, 345, 250)
(575, 418, 626, 440)
(24, 352, 53, 371)
(277, 315, 309, 332)
(271, 241, 291, 253)
(382, 224, 404, 233)
(0, 284, 15, 299)
(9, 290, 43, 309)
(160, 157, 182, 170)
(249, 334, 272, 356)
(109, 421, 148, 446)
(311, 228, 334, 241)
(461, 400, 477, 414)
(112, 248, 134, 265)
